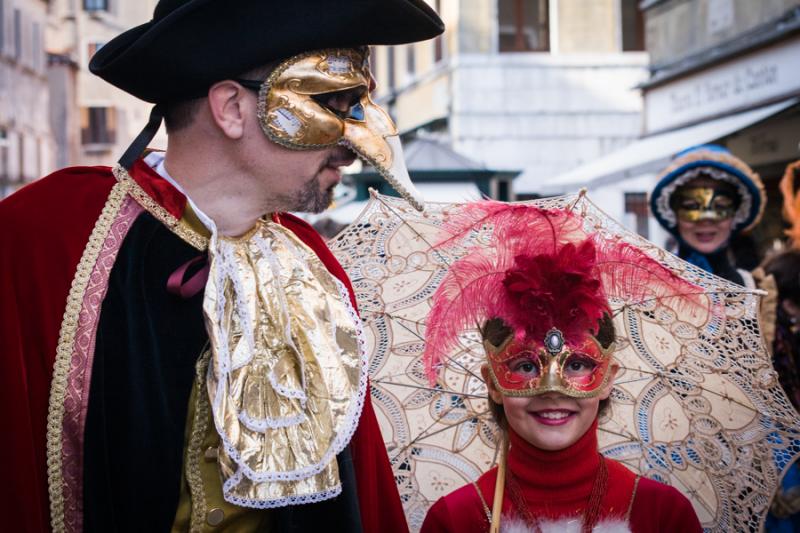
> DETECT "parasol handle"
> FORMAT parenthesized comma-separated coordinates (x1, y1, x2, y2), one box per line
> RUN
(489, 436, 509, 533)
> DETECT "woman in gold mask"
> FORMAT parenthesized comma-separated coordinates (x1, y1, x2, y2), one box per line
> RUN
(650, 144, 766, 287)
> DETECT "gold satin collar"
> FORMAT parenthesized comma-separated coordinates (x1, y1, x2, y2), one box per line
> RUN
(202, 218, 366, 508)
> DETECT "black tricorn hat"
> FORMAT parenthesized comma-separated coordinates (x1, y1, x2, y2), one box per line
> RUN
(89, 0, 444, 104)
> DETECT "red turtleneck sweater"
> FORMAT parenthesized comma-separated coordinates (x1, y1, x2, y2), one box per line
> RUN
(421, 420, 702, 532)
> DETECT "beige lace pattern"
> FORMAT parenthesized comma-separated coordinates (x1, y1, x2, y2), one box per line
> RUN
(328, 192, 800, 532)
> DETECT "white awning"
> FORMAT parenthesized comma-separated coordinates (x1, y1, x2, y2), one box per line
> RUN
(534, 98, 798, 194)
(416, 182, 483, 202)
(324, 182, 483, 224)
(324, 200, 369, 224)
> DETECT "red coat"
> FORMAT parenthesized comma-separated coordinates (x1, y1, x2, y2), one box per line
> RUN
(0, 160, 407, 532)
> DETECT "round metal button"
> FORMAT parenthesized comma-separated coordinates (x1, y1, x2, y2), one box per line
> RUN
(206, 507, 225, 526)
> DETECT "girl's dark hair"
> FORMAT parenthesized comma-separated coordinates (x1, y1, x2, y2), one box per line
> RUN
(481, 317, 513, 347)
(595, 313, 615, 349)
(486, 313, 615, 430)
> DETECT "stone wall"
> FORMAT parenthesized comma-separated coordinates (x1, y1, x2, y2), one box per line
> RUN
(0, 0, 53, 196)
(645, 0, 800, 68)
(557, 0, 618, 53)
(450, 52, 648, 190)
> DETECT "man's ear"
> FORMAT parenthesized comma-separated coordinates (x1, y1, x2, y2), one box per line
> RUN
(598, 362, 619, 401)
(481, 364, 504, 406)
(207, 80, 249, 140)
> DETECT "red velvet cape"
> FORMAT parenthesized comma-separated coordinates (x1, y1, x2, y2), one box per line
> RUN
(0, 161, 407, 532)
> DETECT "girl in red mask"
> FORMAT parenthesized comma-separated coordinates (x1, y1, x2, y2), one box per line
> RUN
(419, 202, 703, 533)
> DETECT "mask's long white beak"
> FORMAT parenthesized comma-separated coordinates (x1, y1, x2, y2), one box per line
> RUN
(382, 136, 424, 211)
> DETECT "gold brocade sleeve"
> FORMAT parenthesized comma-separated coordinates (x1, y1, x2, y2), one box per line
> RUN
(172, 350, 275, 532)
(203, 219, 366, 508)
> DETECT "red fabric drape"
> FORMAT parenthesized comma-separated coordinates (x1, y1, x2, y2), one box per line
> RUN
(0, 167, 117, 533)
(0, 164, 407, 533)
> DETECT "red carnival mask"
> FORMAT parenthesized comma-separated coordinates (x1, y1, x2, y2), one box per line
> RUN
(485, 326, 615, 398)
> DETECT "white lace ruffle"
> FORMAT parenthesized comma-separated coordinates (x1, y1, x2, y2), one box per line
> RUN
(205, 225, 370, 506)
(213, 275, 368, 484)
(501, 516, 631, 533)
(223, 468, 344, 509)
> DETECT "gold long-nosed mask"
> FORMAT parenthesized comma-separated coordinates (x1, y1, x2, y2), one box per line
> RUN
(256, 47, 424, 210)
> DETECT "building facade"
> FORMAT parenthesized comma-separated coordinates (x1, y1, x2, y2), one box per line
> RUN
(644, 0, 800, 248)
(1, 0, 165, 198)
(45, 0, 162, 169)
(546, 0, 800, 248)
(0, 0, 51, 196)
(369, 0, 649, 198)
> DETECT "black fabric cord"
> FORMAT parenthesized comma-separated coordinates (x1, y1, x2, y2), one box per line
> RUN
(118, 104, 164, 169)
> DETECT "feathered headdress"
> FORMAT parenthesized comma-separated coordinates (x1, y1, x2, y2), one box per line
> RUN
(423, 201, 702, 383)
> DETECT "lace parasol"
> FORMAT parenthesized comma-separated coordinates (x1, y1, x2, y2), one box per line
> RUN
(328, 191, 800, 532)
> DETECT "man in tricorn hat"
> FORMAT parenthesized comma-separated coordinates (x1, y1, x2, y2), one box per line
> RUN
(0, 1, 443, 531)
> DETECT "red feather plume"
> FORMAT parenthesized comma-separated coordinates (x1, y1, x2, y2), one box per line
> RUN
(502, 240, 608, 344)
(423, 201, 705, 384)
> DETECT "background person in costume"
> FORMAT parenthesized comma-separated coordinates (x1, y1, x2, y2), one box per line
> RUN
(763, 249, 800, 410)
(761, 160, 800, 532)
(762, 247, 800, 532)
(766, 159, 800, 411)
(650, 144, 767, 288)
(417, 202, 702, 533)
(0, 1, 442, 532)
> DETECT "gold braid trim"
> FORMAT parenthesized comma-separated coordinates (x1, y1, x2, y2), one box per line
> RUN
(625, 475, 642, 521)
(112, 165, 209, 251)
(46, 179, 131, 533)
(187, 349, 212, 533)
(472, 481, 492, 526)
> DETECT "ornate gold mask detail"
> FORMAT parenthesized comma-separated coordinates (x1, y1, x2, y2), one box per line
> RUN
(256, 48, 424, 210)
(485, 328, 615, 399)
(674, 187, 736, 222)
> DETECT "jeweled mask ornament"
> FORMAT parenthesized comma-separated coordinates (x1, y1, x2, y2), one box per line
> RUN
(484, 322, 615, 398)
(254, 47, 424, 211)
